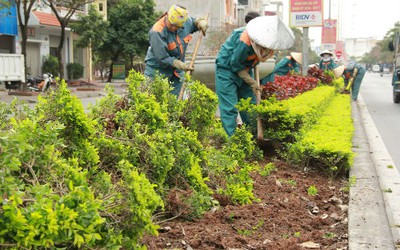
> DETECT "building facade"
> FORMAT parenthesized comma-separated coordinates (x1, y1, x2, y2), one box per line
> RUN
(0, 1, 106, 80)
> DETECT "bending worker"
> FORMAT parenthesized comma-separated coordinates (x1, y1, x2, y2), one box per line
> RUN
(261, 52, 302, 84)
(319, 50, 337, 71)
(144, 5, 208, 96)
(215, 16, 295, 136)
(342, 60, 366, 101)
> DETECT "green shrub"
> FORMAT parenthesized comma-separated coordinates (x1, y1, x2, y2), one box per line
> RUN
(286, 94, 354, 176)
(237, 85, 336, 144)
(66, 62, 84, 80)
(42, 55, 59, 77)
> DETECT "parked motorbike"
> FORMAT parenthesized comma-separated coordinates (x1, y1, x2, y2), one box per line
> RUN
(27, 73, 54, 92)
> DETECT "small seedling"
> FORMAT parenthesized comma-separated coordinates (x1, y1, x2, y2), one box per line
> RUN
(238, 229, 252, 236)
(323, 232, 337, 238)
(294, 232, 301, 237)
(383, 188, 393, 193)
(387, 165, 394, 169)
(307, 185, 318, 196)
(259, 162, 276, 177)
(279, 179, 297, 187)
(341, 175, 356, 193)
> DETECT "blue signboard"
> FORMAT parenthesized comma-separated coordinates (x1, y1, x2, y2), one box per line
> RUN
(0, 4, 18, 36)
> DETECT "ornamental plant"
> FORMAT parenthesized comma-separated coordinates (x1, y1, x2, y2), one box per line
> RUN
(286, 93, 354, 175)
(261, 74, 319, 100)
(238, 86, 336, 144)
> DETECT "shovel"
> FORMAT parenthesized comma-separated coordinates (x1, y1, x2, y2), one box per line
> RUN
(254, 65, 264, 141)
(178, 13, 209, 101)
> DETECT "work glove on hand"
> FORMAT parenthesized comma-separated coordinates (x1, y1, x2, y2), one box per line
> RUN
(173, 59, 194, 71)
(238, 69, 261, 94)
(195, 17, 209, 36)
(353, 68, 358, 77)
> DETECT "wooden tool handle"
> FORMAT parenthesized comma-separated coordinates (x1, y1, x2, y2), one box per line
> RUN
(255, 65, 263, 141)
(178, 13, 209, 101)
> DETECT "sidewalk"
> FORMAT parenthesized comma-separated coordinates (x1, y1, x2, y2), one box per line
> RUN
(0, 80, 126, 104)
(349, 95, 400, 249)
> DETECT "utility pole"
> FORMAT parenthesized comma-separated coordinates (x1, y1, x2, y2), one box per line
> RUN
(302, 28, 309, 76)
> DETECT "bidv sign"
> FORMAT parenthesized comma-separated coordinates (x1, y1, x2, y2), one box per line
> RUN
(295, 14, 316, 21)
(290, 0, 323, 27)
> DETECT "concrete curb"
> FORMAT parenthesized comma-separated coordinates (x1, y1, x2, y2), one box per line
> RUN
(356, 95, 400, 246)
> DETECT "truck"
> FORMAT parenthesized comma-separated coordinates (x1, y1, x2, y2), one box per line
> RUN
(0, 53, 26, 90)
(389, 33, 400, 103)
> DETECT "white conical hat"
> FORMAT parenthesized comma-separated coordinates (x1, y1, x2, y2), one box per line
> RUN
(333, 65, 345, 78)
(247, 16, 295, 50)
(320, 50, 333, 57)
(290, 52, 302, 64)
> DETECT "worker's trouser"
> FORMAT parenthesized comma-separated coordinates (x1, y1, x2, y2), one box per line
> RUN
(144, 66, 183, 97)
(215, 66, 256, 137)
(350, 68, 366, 101)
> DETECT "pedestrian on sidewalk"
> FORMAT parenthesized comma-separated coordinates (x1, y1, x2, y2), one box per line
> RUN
(215, 15, 295, 136)
(144, 5, 208, 96)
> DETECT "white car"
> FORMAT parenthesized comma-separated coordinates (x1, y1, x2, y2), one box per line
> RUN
(372, 64, 380, 73)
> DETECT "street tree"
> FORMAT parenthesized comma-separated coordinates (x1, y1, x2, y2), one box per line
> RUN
(0, 0, 12, 9)
(42, 0, 95, 78)
(101, 0, 157, 81)
(361, 21, 400, 67)
(70, 5, 109, 81)
(9, 0, 37, 80)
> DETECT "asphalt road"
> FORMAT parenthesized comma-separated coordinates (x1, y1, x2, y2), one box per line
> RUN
(359, 71, 400, 170)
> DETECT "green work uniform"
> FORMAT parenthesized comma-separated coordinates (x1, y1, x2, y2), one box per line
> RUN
(343, 63, 366, 101)
(319, 58, 337, 71)
(144, 15, 198, 96)
(261, 57, 300, 84)
(215, 27, 259, 137)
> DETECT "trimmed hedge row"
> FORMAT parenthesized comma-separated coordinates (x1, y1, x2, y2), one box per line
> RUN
(240, 81, 353, 175)
(238, 85, 337, 143)
(286, 93, 354, 175)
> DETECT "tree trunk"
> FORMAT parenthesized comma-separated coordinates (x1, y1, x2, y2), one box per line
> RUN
(57, 24, 66, 78)
(107, 61, 114, 82)
(20, 25, 28, 81)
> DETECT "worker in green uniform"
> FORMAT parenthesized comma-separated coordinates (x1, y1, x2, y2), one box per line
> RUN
(144, 5, 208, 96)
(342, 60, 366, 101)
(319, 50, 337, 71)
(261, 52, 302, 84)
(215, 16, 295, 136)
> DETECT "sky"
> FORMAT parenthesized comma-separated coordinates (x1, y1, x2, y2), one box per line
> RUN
(278, 0, 400, 45)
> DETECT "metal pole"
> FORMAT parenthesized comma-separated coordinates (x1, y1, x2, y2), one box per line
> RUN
(302, 27, 309, 76)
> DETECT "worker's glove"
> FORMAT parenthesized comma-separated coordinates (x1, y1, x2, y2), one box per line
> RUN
(238, 69, 261, 93)
(353, 68, 358, 77)
(172, 59, 194, 71)
(195, 17, 209, 36)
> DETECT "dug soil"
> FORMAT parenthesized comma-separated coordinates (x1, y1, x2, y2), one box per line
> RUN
(141, 158, 349, 250)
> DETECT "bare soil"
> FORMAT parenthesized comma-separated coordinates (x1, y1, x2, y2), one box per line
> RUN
(141, 159, 349, 250)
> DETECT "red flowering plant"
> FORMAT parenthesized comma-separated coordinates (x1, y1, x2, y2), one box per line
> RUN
(307, 66, 333, 84)
(261, 74, 319, 100)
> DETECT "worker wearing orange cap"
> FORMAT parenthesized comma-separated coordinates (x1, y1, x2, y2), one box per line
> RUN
(144, 5, 208, 96)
